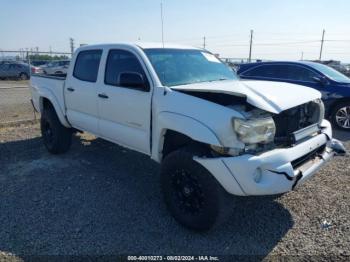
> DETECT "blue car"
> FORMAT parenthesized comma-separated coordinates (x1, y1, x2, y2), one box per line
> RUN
(237, 61, 350, 130)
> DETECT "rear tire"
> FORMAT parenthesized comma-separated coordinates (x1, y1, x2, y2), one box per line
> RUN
(41, 106, 72, 154)
(330, 101, 350, 130)
(19, 73, 29, 80)
(161, 145, 232, 231)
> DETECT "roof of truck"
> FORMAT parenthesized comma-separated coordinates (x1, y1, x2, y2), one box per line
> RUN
(77, 42, 202, 51)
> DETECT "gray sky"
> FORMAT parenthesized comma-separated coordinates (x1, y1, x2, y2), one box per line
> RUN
(1, 0, 350, 62)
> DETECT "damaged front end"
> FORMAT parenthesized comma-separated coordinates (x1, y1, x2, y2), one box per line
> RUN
(182, 90, 346, 196)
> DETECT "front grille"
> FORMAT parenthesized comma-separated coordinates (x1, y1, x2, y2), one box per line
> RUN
(273, 101, 321, 146)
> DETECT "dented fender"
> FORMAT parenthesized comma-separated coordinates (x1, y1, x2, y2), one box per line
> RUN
(32, 85, 71, 128)
(152, 111, 222, 162)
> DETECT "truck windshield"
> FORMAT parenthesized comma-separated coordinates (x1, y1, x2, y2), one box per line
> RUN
(144, 48, 238, 87)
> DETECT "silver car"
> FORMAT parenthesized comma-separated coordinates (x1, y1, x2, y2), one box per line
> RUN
(41, 60, 70, 75)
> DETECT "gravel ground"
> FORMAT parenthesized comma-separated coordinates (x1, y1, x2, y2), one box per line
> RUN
(0, 123, 349, 261)
(0, 80, 28, 89)
(0, 80, 349, 260)
(0, 82, 37, 124)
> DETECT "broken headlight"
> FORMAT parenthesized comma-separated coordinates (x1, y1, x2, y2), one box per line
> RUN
(233, 117, 276, 144)
(314, 98, 325, 124)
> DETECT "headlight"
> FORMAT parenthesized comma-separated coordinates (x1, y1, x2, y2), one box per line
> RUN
(314, 98, 325, 124)
(233, 117, 276, 144)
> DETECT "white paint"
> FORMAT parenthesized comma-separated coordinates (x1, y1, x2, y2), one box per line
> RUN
(30, 43, 338, 197)
(172, 80, 322, 114)
(196, 122, 333, 196)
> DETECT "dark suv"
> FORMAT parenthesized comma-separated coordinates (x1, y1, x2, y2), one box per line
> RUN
(0, 62, 30, 80)
(238, 61, 350, 130)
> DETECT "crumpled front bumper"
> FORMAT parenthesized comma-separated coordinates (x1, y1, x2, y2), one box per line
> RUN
(194, 120, 345, 196)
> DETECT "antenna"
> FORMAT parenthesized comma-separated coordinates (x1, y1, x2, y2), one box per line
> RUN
(160, 1, 165, 47)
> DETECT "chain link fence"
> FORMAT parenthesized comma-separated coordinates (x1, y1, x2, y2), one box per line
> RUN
(0, 50, 71, 126)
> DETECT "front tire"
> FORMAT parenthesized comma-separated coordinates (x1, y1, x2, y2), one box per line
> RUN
(41, 106, 72, 154)
(161, 146, 232, 231)
(330, 101, 350, 130)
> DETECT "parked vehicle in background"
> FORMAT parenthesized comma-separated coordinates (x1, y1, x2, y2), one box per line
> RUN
(319, 60, 350, 76)
(0, 61, 44, 79)
(31, 66, 44, 75)
(238, 61, 350, 130)
(345, 64, 350, 76)
(30, 43, 345, 231)
(31, 60, 49, 67)
(41, 60, 70, 75)
(0, 62, 30, 80)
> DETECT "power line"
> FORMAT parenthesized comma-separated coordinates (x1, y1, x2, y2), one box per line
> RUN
(208, 40, 320, 47)
(324, 39, 350, 42)
(254, 40, 320, 46)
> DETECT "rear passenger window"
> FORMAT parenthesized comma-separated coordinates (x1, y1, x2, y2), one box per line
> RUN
(105, 49, 149, 89)
(243, 65, 280, 78)
(243, 64, 319, 82)
(278, 65, 319, 82)
(73, 50, 102, 82)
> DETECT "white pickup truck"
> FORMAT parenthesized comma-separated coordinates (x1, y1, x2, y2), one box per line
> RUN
(30, 43, 345, 231)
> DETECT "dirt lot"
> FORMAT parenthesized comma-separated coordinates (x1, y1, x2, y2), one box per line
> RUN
(0, 81, 37, 124)
(0, 82, 350, 260)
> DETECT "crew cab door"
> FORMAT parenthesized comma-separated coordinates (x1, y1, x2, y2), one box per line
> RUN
(97, 48, 152, 154)
(64, 49, 102, 134)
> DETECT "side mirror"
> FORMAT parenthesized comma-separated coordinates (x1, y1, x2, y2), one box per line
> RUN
(119, 72, 149, 91)
(313, 76, 328, 86)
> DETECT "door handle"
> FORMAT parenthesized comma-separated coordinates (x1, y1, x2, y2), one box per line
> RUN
(98, 93, 109, 99)
(67, 87, 75, 92)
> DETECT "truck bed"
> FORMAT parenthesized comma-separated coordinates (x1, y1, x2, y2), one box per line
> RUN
(32, 73, 67, 80)
(30, 74, 66, 115)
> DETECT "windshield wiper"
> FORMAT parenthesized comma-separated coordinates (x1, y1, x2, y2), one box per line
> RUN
(170, 78, 232, 87)
(208, 78, 230, 82)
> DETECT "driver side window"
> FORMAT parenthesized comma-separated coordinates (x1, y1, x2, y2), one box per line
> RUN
(278, 65, 319, 82)
(104, 49, 149, 90)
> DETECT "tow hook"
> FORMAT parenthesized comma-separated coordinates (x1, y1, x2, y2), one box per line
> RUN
(328, 139, 347, 156)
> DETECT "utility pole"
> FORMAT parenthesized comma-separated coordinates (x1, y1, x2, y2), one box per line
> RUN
(203, 36, 206, 49)
(319, 29, 325, 61)
(70, 38, 75, 55)
(301, 51, 304, 61)
(248, 30, 253, 62)
(160, 1, 165, 48)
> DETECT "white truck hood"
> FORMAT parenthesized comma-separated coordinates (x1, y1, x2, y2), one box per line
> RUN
(171, 80, 321, 114)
